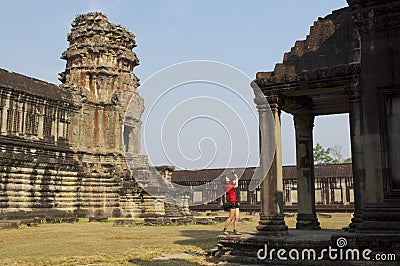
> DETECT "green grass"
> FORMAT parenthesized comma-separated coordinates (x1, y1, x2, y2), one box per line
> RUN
(0, 212, 352, 265)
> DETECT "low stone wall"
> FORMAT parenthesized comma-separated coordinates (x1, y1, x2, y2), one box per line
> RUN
(0, 220, 21, 229)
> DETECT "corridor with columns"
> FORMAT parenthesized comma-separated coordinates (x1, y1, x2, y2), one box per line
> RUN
(219, 1, 400, 263)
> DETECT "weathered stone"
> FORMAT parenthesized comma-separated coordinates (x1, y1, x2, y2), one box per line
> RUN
(0, 220, 21, 229)
(144, 217, 168, 225)
(113, 219, 136, 227)
(162, 217, 191, 225)
(62, 217, 79, 223)
(21, 219, 38, 227)
(45, 217, 62, 223)
(88, 216, 108, 222)
(214, 216, 227, 223)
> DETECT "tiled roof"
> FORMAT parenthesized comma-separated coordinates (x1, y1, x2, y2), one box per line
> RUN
(0, 68, 71, 101)
(171, 164, 353, 183)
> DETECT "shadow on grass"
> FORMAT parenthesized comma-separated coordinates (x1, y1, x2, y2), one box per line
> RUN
(128, 230, 224, 266)
(128, 258, 202, 266)
(174, 229, 225, 265)
(174, 230, 221, 250)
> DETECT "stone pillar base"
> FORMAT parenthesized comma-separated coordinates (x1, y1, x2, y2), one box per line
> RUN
(348, 210, 363, 232)
(332, 232, 400, 259)
(256, 215, 288, 235)
(296, 213, 321, 230)
(356, 204, 400, 233)
(218, 230, 332, 265)
(217, 230, 400, 265)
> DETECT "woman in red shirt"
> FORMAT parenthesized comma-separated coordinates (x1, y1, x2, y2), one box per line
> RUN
(222, 171, 241, 235)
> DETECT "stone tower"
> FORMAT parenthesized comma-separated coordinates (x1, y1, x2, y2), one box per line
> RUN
(60, 12, 163, 217)
(60, 12, 191, 218)
(60, 12, 143, 157)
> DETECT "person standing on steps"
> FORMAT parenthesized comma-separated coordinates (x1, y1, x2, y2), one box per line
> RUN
(222, 170, 241, 235)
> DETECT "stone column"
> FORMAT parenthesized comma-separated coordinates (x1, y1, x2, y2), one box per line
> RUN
(1, 94, 10, 134)
(255, 96, 288, 235)
(347, 85, 365, 231)
(53, 107, 59, 144)
(294, 113, 320, 230)
(37, 105, 44, 139)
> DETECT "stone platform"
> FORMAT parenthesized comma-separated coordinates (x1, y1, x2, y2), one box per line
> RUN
(217, 229, 400, 265)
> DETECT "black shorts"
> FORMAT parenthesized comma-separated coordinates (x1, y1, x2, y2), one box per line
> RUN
(231, 202, 239, 209)
(223, 201, 240, 211)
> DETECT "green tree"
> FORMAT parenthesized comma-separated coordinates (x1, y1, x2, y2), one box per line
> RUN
(313, 143, 333, 165)
(343, 157, 352, 163)
(313, 143, 352, 164)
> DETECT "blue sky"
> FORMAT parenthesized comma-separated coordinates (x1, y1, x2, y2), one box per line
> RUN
(0, 0, 350, 168)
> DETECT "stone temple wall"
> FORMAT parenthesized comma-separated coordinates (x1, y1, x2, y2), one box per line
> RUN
(0, 12, 182, 219)
(0, 68, 82, 218)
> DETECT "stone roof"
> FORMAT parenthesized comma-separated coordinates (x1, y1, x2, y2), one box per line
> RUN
(0, 68, 72, 102)
(254, 7, 361, 115)
(171, 164, 352, 183)
(256, 7, 359, 86)
(283, 163, 353, 179)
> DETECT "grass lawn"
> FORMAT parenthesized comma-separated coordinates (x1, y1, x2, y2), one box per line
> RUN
(0, 212, 352, 265)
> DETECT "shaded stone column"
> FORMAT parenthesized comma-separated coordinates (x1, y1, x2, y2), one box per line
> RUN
(347, 0, 400, 234)
(294, 113, 320, 230)
(347, 85, 366, 231)
(255, 96, 288, 235)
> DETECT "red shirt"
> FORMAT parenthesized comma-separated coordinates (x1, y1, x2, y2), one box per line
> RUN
(225, 182, 236, 204)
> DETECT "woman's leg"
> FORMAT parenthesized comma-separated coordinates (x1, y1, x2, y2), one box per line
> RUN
(224, 208, 236, 229)
(233, 208, 240, 231)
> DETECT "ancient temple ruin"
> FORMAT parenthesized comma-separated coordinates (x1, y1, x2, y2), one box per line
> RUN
(219, 1, 400, 263)
(0, 12, 188, 219)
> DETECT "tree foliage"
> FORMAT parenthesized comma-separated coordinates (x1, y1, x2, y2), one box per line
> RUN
(313, 143, 332, 164)
(313, 143, 351, 165)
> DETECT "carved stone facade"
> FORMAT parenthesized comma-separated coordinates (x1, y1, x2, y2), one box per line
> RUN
(0, 12, 185, 219)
